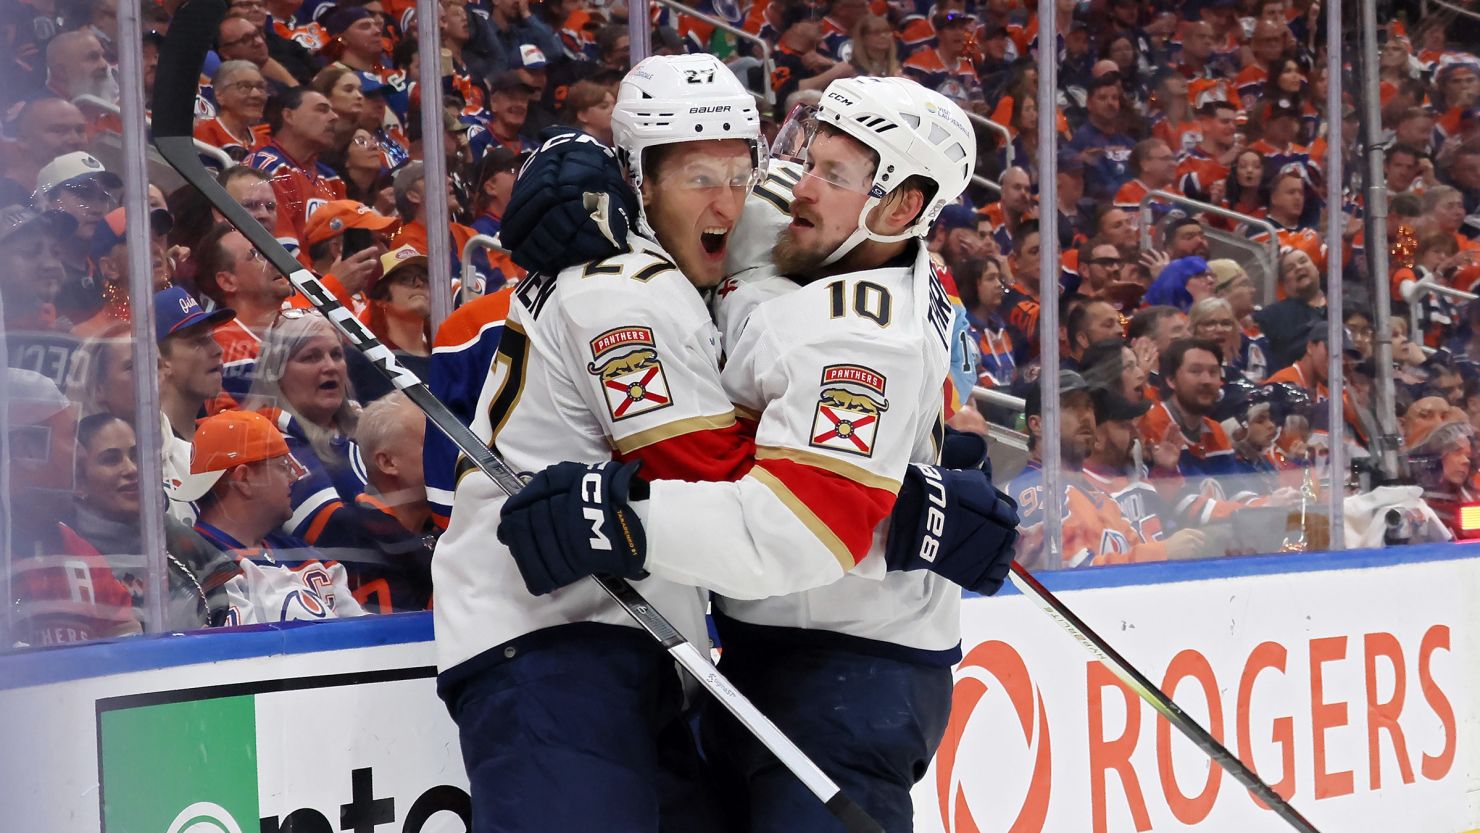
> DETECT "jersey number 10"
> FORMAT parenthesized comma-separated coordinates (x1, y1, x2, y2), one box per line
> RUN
(826, 280, 892, 327)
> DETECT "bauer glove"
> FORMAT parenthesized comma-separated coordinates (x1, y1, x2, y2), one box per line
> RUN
(500, 127, 638, 276)
(885, 463, 1020, 596)
(497, 460, 649, 596)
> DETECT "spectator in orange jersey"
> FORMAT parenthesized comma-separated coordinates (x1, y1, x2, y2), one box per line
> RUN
(1082, 385, 1198, 553)
(902, 11, 980, 110)
(195, 224, 295, 410)
(1264, 319, 1341, 399)
(244, 88, 347, 252)
(769, 3, 856, 120)
(195, 61, 270, 161)
(1114, 140, 1181, 217)
(1177, 100, 1243, 205)
(1006, 371, 1202, 569)
(72, 206, 176, 338)
(980, 165, 1033, 255)
(1141, 338, 1256, 525)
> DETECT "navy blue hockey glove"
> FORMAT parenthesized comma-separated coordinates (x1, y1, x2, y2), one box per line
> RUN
(500, 128, 638, 275)
(940, 425, 992, 479)
(885, 463, 1020, 595)
(497, 460, 649, 596)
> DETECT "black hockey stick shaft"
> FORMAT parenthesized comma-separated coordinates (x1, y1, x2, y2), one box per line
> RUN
(1008, 563, 1322, 833)
(151, 5, 881, 831)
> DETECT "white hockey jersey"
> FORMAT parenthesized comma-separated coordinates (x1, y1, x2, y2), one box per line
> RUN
(221, 556, 366, 626)
(433, 237, 750, 673)
(699, 167, 964, 658)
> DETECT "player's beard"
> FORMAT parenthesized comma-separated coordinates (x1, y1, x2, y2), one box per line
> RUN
(771, 227, 830, 277)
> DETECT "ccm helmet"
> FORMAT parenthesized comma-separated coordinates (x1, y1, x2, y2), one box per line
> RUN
(804, 76, 976, 264)
(610, 54, 765, 235)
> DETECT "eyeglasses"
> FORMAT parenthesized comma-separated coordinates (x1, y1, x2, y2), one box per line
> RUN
(220, 30, 266, 48)
(59, 180, 118, 206)
(352, 133, 382, 148)
(224, 80, 268, 95)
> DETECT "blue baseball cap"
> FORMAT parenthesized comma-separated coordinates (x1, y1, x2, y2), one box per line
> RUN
(937, 203, 978, 231)
(354, 71, 387, 96)
(155, 286, 235, 343)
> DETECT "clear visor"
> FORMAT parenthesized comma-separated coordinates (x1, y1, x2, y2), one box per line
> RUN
(772, 104, 877, 196)
(653, 152, 763, 193)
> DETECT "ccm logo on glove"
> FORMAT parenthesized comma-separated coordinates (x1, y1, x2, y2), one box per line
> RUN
(582, 468, 613, 551)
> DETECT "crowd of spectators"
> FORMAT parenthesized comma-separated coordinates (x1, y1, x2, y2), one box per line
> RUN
(2, 0, 1480, 648)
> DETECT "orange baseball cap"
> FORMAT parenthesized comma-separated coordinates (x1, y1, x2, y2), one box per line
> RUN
(302, 200, 398, 248)
(168, 410, 302, 501)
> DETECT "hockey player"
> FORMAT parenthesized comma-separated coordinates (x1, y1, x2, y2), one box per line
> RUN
(496, 76, 1020, 832)
(436, 60, 1016, 832)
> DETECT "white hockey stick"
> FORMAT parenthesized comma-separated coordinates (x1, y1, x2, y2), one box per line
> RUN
(150, 3, 882, 830)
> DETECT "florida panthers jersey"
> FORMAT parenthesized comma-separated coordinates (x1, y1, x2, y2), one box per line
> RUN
(433, 237, 753, 674)
(696, 241, 961, 660)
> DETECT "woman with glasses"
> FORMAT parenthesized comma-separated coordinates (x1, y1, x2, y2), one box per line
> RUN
(196, 61, 270, 161)
(242, 310, 368, 548)
(1189, 297, 1252, 383)
(337, 128, 396, 214)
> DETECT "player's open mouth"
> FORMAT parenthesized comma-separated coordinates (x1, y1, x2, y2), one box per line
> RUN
(791, 215, 816, 229)
(700, 227, 728, 259)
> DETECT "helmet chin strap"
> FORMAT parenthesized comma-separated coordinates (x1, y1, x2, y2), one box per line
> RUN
(819, 195, 919, 267)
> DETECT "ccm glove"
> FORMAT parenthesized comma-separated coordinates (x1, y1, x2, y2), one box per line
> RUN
(885, 464, 1020, 595)
(497, 460, 649, 596)
(500, 128, 638, 275)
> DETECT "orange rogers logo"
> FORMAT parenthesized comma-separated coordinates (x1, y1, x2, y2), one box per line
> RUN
(936, 641, 1051, 833)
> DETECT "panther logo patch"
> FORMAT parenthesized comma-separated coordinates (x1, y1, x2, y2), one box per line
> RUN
(810, 364, 889, 457)
(588, 326, 672, 421)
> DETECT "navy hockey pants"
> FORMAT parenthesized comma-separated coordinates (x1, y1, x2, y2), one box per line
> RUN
(444, 624, 727, 833)
(699, 637, 953, 833)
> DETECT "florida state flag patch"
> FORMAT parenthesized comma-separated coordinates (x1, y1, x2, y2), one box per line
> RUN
(810, 364, 889, 457)
(587, 326, 673, 421)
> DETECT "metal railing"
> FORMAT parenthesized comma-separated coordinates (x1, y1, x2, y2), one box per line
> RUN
(967, 112, 1013, 169)
(972, 385, 1025, 412)
(1137, 190, 1281, 299)
(460, 233, 513, 305)
(649, 0, 774, 107)
(1404, 276, 1478, 341)
(972, 174, 1001, 194)
(72, 94, 235, 170)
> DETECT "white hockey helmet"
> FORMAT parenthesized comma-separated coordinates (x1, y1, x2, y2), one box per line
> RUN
(797, 76, 976, 264)
(610, 54, 766, 235)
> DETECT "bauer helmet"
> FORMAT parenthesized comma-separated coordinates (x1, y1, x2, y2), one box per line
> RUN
(610, 54, 765, 236)
(775, 76, 976, 265)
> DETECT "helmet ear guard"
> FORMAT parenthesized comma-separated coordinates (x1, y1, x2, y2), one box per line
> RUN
(799, 77, 977, 265)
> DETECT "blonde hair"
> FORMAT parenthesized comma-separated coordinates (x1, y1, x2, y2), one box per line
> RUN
(243, 312, 359, 460)
(849, 15, 901, 78)
(65, 321, 134, 420)
(1188, 297, 1235, 331)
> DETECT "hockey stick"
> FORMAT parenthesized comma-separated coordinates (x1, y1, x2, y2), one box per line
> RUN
(1007, 563, 1322, 832)
(150, 4, 881, 831)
